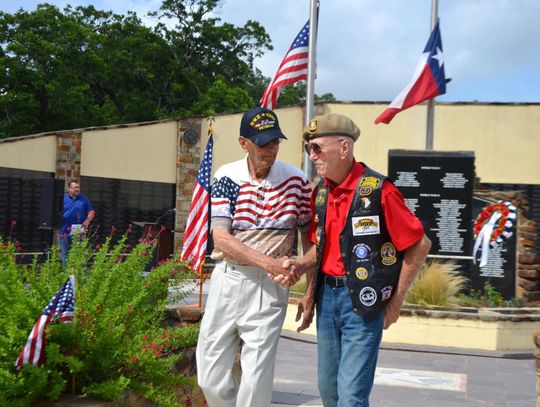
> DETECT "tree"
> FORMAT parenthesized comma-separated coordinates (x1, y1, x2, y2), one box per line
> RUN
(0, 1, 273, 138)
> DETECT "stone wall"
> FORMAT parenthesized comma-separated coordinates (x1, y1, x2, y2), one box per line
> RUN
(56, 132, 82, 186)
(475, 189, 540, 302)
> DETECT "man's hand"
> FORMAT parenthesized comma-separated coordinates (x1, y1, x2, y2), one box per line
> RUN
(266, 257, 300, 287)
(82, 221, 90, 232)
(295, 294, 315, 332)
(383, 295, 403, 329)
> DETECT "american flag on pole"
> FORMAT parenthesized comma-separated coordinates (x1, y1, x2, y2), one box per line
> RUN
(260, 19, 310, 110)
(15, 275, 75, 369)
(180, 127, 214, 273)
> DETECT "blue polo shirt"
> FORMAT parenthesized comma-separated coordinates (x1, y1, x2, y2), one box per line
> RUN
(61, 194, 94, 235)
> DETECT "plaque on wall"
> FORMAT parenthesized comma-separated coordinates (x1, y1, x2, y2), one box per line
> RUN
(388, 150, 475, 274)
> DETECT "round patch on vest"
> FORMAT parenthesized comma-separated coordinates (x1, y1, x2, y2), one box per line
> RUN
(358, 186, 372, 196)
(381, 242, 397, 265)
(381, 285, 393, 301)
(355, 267, 369, 280)
(353, 243, 370, 260)
(359, 286, 377, 306)
(360, 196, 371, 210)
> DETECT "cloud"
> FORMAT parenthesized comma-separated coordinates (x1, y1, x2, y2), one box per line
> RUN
(2, 0, 539, 102)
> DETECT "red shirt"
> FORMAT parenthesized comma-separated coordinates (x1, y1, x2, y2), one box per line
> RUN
(309, 161, 424, 276)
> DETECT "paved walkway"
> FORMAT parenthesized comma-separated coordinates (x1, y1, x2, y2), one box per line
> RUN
(178, 280, 538, 407)
(272, 332, 536, 407)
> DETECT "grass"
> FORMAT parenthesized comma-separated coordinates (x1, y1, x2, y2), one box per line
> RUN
(405, 260, 468, 307)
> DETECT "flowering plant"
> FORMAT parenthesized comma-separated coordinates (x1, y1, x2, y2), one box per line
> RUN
(0, 236, 197, 407)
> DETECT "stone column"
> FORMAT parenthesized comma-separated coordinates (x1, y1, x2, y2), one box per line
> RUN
(174, 119, 203, 253)
(56, 132, 82, 186)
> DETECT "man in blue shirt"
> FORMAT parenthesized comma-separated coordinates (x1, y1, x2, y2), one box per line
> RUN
(60, 180, 95, 264)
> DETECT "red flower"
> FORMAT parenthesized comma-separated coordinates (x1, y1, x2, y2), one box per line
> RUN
(130, 357, 138, 363)
(11, 220, 16, 226)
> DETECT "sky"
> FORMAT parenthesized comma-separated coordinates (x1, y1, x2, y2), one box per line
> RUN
(3, 0, 540, 103)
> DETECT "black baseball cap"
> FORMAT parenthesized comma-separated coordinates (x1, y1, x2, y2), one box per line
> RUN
(240, 107, 287, 146)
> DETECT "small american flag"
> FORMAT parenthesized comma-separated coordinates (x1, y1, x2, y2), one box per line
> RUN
(260, 19, 310, 110)
(181, 127, 214, 273)
(15, 275, 75, 369)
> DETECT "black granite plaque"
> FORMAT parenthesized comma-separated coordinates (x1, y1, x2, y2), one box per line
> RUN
(388, 150, 475, 274)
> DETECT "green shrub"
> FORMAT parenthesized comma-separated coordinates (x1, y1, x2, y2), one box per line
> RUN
(455, 282, 512, 307)
(0, 236, 197, 407)
(405, 260, 468, 306)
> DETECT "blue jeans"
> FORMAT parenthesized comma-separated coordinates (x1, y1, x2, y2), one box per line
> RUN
(316, 284, 384, 407)
(59, 235, 72, 265)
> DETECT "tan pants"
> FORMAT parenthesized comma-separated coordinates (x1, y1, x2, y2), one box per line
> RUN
(196, 262, 288, 407)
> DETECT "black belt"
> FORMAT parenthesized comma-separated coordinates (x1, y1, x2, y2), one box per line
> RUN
(323, 275, 348, 288)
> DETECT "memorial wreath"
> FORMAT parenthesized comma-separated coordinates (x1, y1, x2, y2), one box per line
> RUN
(473, 200, 517, 247)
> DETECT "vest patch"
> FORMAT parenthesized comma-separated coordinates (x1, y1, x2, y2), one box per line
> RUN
(352, 216, 380, 236)
(315, 226, 322, 246)
(359, 286, 377, 306)
(315, 188, 327, 206)
(358, 186, 372, 196)
(355, 267, 369, 280)
(381, 285, 393, 301)
(353, 243, 370, 260)
(360, 196, 371, 210)
(381, 242, 397, 265)
(360, 177, 381, 189)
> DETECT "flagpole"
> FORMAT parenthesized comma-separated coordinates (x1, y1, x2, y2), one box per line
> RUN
(425, 0, 439, 150)
(303, 0, 318, 179)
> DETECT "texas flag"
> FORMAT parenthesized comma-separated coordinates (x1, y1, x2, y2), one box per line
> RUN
(375, 22, 446, 125)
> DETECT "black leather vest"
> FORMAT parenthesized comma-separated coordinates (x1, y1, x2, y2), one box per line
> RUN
(314, 165, 404, 320)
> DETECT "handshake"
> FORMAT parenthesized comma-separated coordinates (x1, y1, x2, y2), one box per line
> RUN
(266, 257, 303, 288)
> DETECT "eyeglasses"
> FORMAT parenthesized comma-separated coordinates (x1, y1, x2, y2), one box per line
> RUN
(304, 139, 345, 155)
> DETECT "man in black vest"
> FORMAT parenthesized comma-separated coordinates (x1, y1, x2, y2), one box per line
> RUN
(286, 113, 431, 407)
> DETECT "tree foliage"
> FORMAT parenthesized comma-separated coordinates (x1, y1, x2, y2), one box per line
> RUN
(0, 1, 334, 139)
(0, 1, 271, 138)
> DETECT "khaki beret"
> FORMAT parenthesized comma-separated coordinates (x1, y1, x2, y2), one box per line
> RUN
(303, 113, 361, 142)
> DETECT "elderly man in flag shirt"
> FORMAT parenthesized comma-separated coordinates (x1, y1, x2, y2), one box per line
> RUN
(196, 107, 312, 407)
(288, 113, 431, 407)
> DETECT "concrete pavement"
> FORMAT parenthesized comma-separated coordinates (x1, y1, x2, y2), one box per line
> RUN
(272, 332, 536, 407)
(177, 280, 537, 407)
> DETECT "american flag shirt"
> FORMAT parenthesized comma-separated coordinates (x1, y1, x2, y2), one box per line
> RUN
(211, 157, 311, 262)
